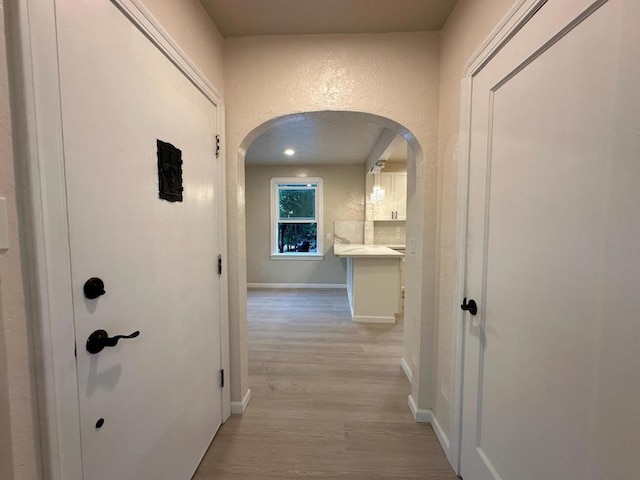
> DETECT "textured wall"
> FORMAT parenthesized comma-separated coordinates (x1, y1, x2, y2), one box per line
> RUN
(0, 0, 15, 472)
(224, 32, 440, 408)
(435, 0, 516, 437)
(1, 0, 41, 477)
(1, 0, 224, 477)
(0, 291, 12, 480)
(246, 164, 364, 285)
(142, 0, 225, 95)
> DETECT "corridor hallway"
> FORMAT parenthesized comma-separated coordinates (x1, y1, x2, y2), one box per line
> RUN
(195, 289, 456, 479)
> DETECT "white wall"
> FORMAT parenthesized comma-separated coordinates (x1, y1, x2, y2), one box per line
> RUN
(224, 32, 441, 410)
(141, 0, 225, 95)
(1, 0, 42, 477)
(1, 1, 225, 477)
(246, 164, 364, 285)
(0, 4, 12, 477)
(434, 0, 516, 439)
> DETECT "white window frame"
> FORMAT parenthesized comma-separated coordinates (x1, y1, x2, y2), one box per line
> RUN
(270, 177, 324, 260)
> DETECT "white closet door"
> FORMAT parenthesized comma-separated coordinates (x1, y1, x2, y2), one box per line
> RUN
(461, 1, 640, 479)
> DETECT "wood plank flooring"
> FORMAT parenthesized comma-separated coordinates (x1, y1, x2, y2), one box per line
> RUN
(194, 289, 458, 479)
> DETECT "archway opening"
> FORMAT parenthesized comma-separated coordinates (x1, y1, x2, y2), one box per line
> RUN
(235, 110, 425, 416)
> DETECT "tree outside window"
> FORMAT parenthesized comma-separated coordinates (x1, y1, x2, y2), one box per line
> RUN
(270, 178, 323, 257)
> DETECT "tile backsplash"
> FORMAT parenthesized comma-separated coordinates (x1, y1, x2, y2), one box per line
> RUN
(333, 220, 406, 245)
(374, 222, 406, 245)
(334, 220, 364, 244)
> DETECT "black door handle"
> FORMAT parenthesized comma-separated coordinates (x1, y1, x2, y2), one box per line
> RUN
(461, 297, 478, 316)
(86, 329, 140, 354)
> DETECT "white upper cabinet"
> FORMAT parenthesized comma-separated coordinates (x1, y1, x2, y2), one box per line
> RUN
(373, 172, 407, 221)
(394, 172, 407, 220)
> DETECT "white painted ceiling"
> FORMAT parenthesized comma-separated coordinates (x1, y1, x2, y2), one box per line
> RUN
(246, 112, 391, 166)
(200, 0, 458, 37)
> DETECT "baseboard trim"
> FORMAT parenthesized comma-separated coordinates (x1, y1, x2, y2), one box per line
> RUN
(400, 357, 413, 384)
(230, 388, 251, 415)
(408, 394, 432, 423)
(431, 412, 452, 463)
(352, 315, 396, 324)
(247, 283, 346, 290)
(408, 395, 451, 461)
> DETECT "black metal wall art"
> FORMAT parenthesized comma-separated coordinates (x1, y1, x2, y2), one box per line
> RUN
(157, 139, 183, 202)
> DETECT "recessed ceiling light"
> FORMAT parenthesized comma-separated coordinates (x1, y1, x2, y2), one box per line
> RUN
(284, 148, 295, 156)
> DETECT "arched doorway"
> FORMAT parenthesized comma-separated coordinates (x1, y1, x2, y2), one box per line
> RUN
(227, 110, 434, 420)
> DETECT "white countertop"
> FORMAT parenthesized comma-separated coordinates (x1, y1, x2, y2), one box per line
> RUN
(333, 244, 403, 258)
(380, 244, 406, 250)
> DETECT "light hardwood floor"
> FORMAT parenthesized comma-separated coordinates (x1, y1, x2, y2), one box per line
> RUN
(194, 289, 458, 479)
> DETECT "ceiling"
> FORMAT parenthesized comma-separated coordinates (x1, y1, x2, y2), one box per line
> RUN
(246, 112, 407, 166)
(200, 0, 458, 37)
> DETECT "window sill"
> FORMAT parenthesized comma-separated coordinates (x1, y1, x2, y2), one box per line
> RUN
(270, 254, 324, 261)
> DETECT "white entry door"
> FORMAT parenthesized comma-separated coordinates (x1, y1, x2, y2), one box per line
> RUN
(461, 1, 640, 479)
(55, 1, 223, 478)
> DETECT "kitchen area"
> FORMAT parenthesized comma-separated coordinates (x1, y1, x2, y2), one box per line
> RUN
(333, 134, 408, 324)
(244, 112, 410, 326)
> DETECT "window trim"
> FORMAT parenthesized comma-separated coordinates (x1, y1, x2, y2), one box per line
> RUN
(270, 177, 324, 260)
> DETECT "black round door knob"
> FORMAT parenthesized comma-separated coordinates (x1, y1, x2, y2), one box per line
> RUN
(95, 418, 105, 429)
(84, 277, 106, 299)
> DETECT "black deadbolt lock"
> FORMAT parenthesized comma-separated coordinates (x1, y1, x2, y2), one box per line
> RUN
(84, 277, 106, 299)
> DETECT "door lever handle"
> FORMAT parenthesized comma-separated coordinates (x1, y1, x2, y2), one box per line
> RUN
(86, 329, 140, 354)
(461, 297, 478, 316)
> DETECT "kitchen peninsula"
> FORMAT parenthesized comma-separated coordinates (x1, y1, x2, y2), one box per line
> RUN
(333, 244, 403, 324)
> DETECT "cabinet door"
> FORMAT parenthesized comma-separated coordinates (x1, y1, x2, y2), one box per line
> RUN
(373, 172, 395, 220)
(394, 172, 407, 220)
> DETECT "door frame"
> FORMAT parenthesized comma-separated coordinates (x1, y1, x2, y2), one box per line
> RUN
(9, 1, 229, 479)
(449, 0, 552, 474)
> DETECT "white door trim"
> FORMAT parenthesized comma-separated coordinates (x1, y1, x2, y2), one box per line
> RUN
(9, 1, 228, 479)
(112, 0, 222, 105)
(449, 0, 549, 474)
(217, 105, 231, 422)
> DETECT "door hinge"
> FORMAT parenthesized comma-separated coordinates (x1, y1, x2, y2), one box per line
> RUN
(215, 135, 220, 158)
(218, 254, 222, 275)
(220, 368, 224, 388)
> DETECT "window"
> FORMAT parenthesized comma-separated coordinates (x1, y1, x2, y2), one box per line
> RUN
(270, 177, 323, 259)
